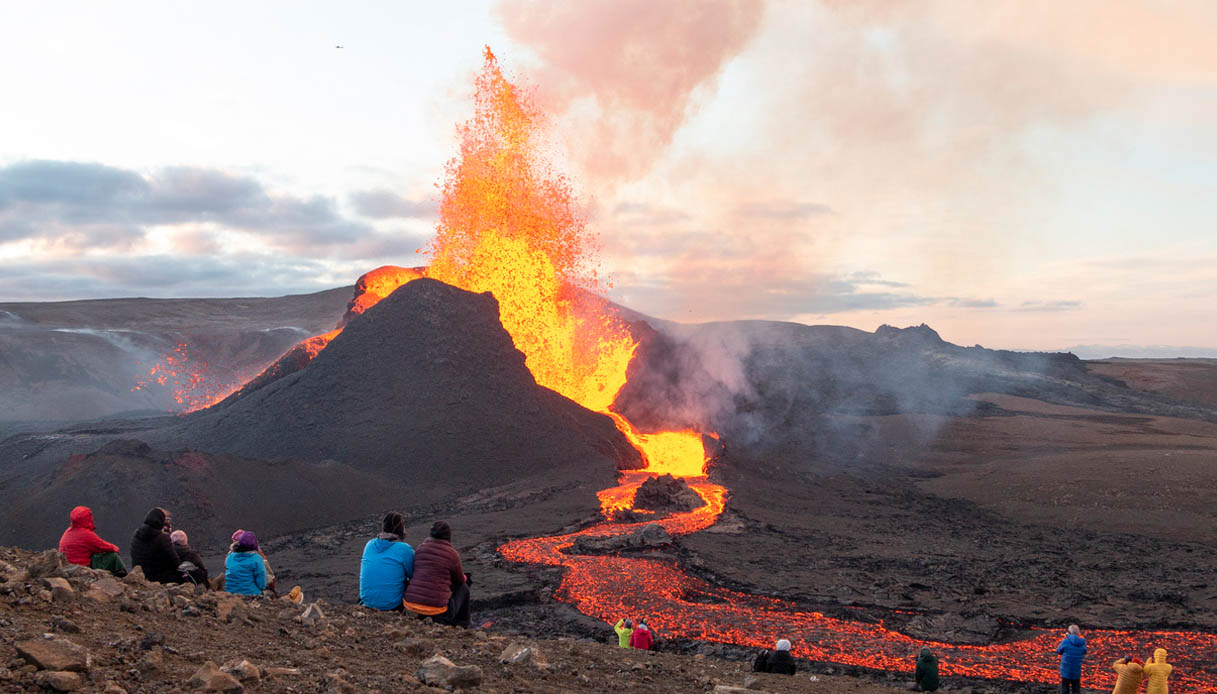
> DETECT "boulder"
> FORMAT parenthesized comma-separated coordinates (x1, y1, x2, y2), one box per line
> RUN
(189, 661, 244, 692)
(121, 566, 146, 586)
(84, 577, 126, 603)
(34, 670, 81, 692)
(223, 659, 261, 683)
(416, 654, 483, 690)
(27, 550, 67, 579)
(15, 638, 90, 672)
(632, 474, 706, 511)
(498, 643, 547, 668)
(299, 602, 326, 628)
(42, 577, 75, 602)
(567, 522, 672, 554)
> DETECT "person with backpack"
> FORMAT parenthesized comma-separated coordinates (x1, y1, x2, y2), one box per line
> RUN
(403, 521, 470, 627)
(224, 530, 267, 596)
(57, 506, 126, 576)
(170, 529, 209, 587)
(359, 512, 415, 611)
(130, 508, 181, 583)
(914, 646, 940, 691)
(752, 639, 796, 675)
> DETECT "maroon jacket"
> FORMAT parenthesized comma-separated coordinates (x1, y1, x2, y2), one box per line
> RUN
(58, 506, 119, 566)
(402, 538, 464, 608)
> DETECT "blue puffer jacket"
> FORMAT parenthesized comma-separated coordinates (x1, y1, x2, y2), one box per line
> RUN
(224, 550, 267, 596)
(1057, 633, 1087, 679)
(359, 534, 415, 610)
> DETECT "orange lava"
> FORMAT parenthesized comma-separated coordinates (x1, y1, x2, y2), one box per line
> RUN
(132, 342, 244, 413)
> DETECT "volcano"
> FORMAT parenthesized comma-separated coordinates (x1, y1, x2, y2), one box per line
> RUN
(169, 278, 641, 498)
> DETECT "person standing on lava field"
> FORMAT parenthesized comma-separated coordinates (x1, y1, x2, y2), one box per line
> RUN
(913, 646, 940, 691)
(752, 639, 797, 675)
(1055, 624, 1087, 694)
(1111, 656, 1144, 694)
(170, 529, 209, 587)
(614, 618, 634, 648)
(402, 520, 471, 628)
(130, 507, 182, 583)
(58, 505, 127, 577)
(359, 512, 415, 611)
(1142, 648, 1173, 694)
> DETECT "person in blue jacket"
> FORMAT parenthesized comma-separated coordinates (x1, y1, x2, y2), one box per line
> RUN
(1055, 624, 1087, 694)
(224, 530, 267, 596)
(359, 512, 415, 611)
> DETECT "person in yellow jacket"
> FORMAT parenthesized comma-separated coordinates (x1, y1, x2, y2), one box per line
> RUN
(1111, 656, 1143, 694)
(1143, 648, 1173, 694)
(613, 618, 633, 648)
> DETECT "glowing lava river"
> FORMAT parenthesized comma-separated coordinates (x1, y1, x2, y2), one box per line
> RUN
(499, 455, 1217, 693)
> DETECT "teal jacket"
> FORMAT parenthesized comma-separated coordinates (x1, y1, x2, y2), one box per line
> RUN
(359, 535, 415, 610)
(224, 550, 267, 596)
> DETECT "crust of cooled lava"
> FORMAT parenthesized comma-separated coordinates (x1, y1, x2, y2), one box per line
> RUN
(632, 474, 706, 512)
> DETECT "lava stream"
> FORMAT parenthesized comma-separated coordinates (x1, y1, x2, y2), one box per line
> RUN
(499, 479, 1217, 693)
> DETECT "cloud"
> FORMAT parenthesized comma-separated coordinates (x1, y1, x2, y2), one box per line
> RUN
(496, 0, 766, 183)
(949, 298, 999, 309)
(733, 202, 834, 220)
(0, 160, 386, 253)
(349, 189, 436, 219)
(1014, 300, 1082, 312)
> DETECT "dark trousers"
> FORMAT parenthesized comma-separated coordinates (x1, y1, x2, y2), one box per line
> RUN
(431, 583, 471, 628)
(1060, 677, 1080, 694)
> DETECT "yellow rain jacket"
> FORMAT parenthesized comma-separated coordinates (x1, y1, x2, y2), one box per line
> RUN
(1143, 648, 1173, 694)
(1111, 658, 1143, 694)
(614, 619, 633, 648)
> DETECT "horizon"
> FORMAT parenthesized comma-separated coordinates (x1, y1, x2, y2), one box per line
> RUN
(1, 1, 1215, 352)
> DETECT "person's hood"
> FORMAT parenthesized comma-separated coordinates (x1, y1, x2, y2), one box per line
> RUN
(69, 506, 95, 530)
(143, 508, 166, 530)
(371, 534, 402, 552)
(1126, 661, 1144, 673)
(228, 549, 261, 562)
(918, 651, 937, 663)
(134, 523, 162, 542)
(1153, 648, 1167, 664)
(1065, 634, 1085, 646)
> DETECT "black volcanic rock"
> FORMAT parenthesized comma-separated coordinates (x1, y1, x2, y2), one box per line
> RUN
(632, 474, 705, 512)
(173, 278, 641, 501)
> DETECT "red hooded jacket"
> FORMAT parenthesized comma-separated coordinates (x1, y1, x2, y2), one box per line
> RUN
(630, 625, 654, 650)
(58, 506, 119, 566)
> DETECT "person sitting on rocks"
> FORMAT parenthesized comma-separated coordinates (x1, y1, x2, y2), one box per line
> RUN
(752, 638, 796, 675)
(402, 521, 470, 627)
(224, 530, 267, 596)
(58, 505, 126, 577)
(913, 646, 940, 691)
(170, 529, 209, 587)
(629, 618, 654, 650)
(130, 507, 182, 583)
(1143, 648, 1172, 694)
(215, 528, 277, 594)
(359, 512, 415, 611)
(614, 618, 634, 648)
(1112, 655, 1144, 694)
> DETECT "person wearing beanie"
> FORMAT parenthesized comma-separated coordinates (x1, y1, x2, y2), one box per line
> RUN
(130, 507, 182, 583)
(629, 618, 654, 650)
(224, 530, 267, 596)
(58, 506, 126, 577)
(1112, 656, 1144, 694)
(403, 520, 470, 627)
(170, 529, 209, 587)
(914, 646, 940, 691)
(359, 512, 415, 611)
(1143, 648, 1172, 694)
(752, 637, 797, 675)
(1056, 624, 1087, 694)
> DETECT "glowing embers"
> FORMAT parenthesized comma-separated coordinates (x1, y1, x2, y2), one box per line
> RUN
(131, 342, 243, 413)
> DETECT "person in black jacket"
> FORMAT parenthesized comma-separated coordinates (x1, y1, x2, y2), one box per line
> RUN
(752, 639, 797, 675)
(170, 529, 209, 587)
(914, 646, 940, 691)
(130, 508, 182, 583)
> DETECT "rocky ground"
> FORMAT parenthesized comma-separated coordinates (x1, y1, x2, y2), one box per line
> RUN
(0, 547, 924, 694)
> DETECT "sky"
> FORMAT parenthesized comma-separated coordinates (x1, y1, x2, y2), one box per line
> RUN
(1, 1, 1215, 354)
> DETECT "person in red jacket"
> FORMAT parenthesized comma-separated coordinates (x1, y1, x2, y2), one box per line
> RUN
(402, 521, 470, 627)
(630, 619, 654, 650)
(57, 506, 127, 576)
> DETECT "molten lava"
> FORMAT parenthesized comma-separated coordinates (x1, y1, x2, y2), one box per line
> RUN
(132, 342, 244, 413)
